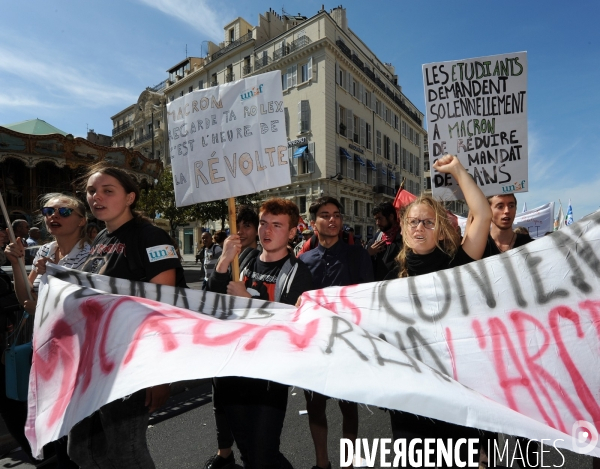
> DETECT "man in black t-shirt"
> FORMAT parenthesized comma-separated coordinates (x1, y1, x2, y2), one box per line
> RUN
(207, 198, 313, 469)
(366, 202, 403, 281)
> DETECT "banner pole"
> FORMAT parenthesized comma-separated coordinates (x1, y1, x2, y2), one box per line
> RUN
(0, 192, 33, 301)
(227, 197, 240, 281)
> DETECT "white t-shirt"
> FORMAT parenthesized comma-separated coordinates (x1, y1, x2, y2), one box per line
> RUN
(31, 240, 91, 293)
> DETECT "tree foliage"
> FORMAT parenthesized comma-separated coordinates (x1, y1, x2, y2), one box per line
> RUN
(137, 167, 263, 232)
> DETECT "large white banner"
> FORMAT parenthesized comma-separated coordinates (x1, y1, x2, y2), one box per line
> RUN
(26, 211, 600, 459)
(167, 71, 290, 207)
(457, 202, 555, 239)
(423, 52, 528, 200)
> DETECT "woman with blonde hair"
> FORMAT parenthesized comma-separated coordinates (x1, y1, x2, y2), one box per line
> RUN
(387, 154, 492, 468)
(4, 192, 90, 467)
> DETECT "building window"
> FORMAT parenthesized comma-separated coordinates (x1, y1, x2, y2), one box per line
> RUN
(353, 115, 360, 143)
(189, 86, 193, 93)
(229, 28, 235, 42)
(289, 143, 315, 175)
(211, 73, 217, 86)
(424, 159, 430, 172)
(376, 131, 382, 155)
(298, 100, 310, 133)
(301, 57, 312, 83)
(198, 80, 204, 89)
(298, 196, 307, 213)
(286, 65, 297, 89)
(409, 153, 414, 174)
(338, 105, 347, 136)
(384, 135, 390, 160)
(402, 149, 407, 170)
(394, 142, 399, 165)
(366, 123, 372, 150)
(415, 157, 420, 176)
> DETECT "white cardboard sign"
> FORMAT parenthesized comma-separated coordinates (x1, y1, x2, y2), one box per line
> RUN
(423, 52, 528, 200)
(167, 71, 291, 207)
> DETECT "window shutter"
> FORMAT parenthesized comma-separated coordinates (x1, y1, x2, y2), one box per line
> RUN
(297, 101, 302, 134)
(416, 156, 420, 176)
(360, 118, 365, 146)
(345, 71, 351, 93)
(336, 146, 341, 174)
(292, 65, 297, 87)
(360, 162, 367, 183)
(284, 107, 290, 136)
(335, 101, 339, 133)
(289, 148, 297, 177)
(287, 66, 293, 89)
(307, 142, 315, 173)
(346, 109, 353, 137)
(347, 156, 354, 179)
(307, 57, 312, 80)
(336, 63, 340, 85)
(367, 124, 372, 150)
(359, 83, 364, 104)
(282, 71, 287, 91)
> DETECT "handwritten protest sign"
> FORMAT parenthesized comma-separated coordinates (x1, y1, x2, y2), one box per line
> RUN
(166, 71, 290, 206)
(423, 52, 528, 200)
(26, 211, 600, 459)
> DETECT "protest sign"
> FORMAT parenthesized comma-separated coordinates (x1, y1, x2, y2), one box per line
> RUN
(423, 52, 528, 200)
(167, 70, 290, 207)
(26, 211, 600, 459)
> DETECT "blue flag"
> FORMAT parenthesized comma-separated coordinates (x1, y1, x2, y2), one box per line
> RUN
(566, 200, 574, 226)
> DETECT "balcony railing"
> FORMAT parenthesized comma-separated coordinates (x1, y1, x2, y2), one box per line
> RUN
(149, 80, 167, 92)
(336, 39, 352, 59)
(112, 122, 131, 136)
(273, 45, 289, 61)
(292, 35, 311, 50)
(351, 53, 363, 70)
(225, 73, 235, 83)
(134, 133, 153, 145)
(254, 55, 272, 71)
(208, 32, 253, 63)
(210, 81, 218, 87)
(242, 64, 252, 76)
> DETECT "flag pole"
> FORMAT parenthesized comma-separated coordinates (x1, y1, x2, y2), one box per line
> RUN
(0, 192, 33, 301)
(227, 197, 240, 281)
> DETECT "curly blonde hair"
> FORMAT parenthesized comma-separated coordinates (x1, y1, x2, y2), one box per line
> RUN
(395, 195, 460, 278)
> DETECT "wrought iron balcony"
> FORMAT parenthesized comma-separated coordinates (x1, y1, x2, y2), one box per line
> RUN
(242, 64, 252, 76)
(336, 39, 352, 59)
(254, 55, 272, 71)
(112, 122, 131, 136)
(149, 80, 167, 92)
(225, 73, 235, 83)
(273, 45, 289, 61)
(208, 32, 253, 63)
(210, 81, 218, 87)
(292, 35, 311, 50)
(351, 53, 363, 70)
(134, 133, 153, 145)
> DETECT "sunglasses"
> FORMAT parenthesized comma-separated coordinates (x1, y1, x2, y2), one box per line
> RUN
(41, 207, 80, 217)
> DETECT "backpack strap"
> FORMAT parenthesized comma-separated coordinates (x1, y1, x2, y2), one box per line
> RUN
(274, 256, 298, 303)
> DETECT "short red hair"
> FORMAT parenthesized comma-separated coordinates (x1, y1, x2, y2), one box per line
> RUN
(259, 198, 299, 229)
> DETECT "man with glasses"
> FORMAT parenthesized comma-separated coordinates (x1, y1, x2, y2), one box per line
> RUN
(299, 196, 373, 469)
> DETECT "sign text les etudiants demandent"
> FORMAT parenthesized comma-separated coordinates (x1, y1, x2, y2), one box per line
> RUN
(423, 52, 528, 200)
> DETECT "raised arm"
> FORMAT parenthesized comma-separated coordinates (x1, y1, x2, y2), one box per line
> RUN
(433, 155, 491, 260)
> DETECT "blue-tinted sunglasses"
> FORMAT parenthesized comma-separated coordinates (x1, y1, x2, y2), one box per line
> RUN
(41, 207, 79, 217)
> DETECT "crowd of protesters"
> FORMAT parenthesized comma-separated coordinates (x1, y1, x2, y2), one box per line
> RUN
(0, 155, 580, 469)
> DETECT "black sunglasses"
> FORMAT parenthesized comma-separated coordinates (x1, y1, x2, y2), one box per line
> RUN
(41, 207, 79, 217)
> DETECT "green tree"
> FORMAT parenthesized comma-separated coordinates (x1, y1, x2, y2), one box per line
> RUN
(138, 167, 263, 233)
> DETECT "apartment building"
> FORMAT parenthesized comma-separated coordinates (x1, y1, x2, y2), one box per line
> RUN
(111, 5, 426, 251)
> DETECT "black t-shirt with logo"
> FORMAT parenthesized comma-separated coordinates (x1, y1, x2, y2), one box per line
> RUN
(242, 255, 288, 301)
(83, 218, 186, 287)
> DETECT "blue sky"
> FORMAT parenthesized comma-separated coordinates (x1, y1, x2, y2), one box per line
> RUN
(1, 0, 598, 221)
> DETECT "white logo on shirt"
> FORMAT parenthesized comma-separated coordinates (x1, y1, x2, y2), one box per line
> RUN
(146, 245, 178, 263)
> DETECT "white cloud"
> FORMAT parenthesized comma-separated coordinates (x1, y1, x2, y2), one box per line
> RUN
(136, 0, 229, 41)
(0, 94, 57, 109)
(0, 45, 138, 109)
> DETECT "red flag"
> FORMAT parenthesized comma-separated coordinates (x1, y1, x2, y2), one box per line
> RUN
(393, 187, 417, 211)
(297, 216, 309, 232)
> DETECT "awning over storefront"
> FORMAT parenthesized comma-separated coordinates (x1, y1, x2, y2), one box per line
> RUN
(354, 155, 365, 166)
(340, 147, 352, 160)
(367, 160, 377, 171)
